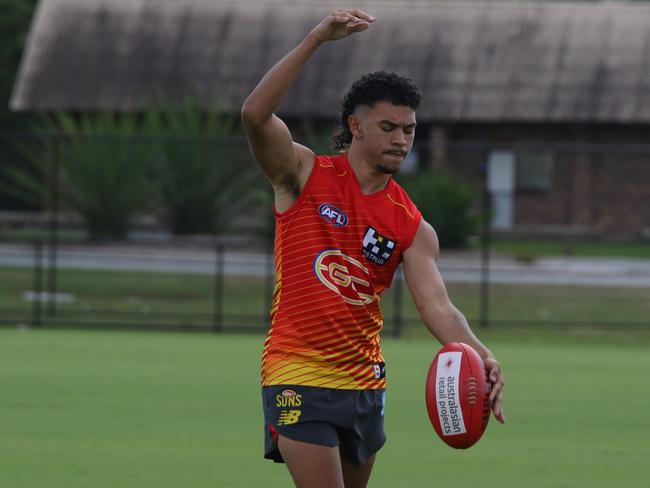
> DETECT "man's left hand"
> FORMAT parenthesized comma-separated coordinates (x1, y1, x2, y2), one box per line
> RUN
(484, 356, 506, 423)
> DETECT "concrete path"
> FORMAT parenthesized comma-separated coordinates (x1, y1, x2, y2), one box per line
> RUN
(1, 243, 649, 288)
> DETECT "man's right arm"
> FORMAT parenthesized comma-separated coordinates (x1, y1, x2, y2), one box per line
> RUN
(240, 33, 322, 208)
(241, 10, 375, 212)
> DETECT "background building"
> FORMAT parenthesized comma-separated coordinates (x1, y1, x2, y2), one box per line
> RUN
(10, 0, 650, 238)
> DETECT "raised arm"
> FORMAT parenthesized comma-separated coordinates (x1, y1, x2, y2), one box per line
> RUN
(241, 10, 375, 212)
(403, 220, 506, 423)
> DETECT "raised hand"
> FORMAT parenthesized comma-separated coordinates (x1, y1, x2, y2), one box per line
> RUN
(311, 9, 376, 42)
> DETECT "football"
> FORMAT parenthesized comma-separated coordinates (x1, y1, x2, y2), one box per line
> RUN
(425, 342, 491, 449)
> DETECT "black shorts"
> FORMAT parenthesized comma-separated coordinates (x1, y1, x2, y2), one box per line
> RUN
(262, 385, 386, 465)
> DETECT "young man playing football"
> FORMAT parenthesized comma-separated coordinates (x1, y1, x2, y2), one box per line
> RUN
(241, 9, 505, 488)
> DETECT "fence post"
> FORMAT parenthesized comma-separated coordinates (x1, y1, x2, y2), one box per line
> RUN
(212, 241, 224, 332)
(46, 137, 59, 317)
(479, 165, 491, 328)
(31, 240, 44, 327)
(392, 266, 403, 337)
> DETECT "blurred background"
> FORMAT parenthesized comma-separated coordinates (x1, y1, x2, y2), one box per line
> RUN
(1, 0, 648, 333)
(1, 2, 649, 488)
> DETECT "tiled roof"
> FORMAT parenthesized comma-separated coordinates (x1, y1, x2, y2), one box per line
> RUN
(11, 0, 650, 122)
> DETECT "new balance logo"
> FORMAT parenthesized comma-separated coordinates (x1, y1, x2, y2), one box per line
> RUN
(277, 409, 301, 426)
(362, 226, 396, 265)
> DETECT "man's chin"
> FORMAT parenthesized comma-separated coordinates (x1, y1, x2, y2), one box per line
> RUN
(377, 164, 400, 175)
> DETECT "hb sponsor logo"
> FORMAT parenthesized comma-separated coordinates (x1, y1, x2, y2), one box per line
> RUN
(314, 250, 377, 306)
(276, 389, 302, 408)
(362, 226, 396, 265)
(319, 204, 348, 227)
(435, 352, 467, 436)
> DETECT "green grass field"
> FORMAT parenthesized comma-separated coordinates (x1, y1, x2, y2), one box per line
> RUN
(2, 266, 649, 331)
(1, 328, 649, 487)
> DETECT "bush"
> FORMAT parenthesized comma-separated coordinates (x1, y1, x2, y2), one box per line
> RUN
(2, 101, 265, 238)
(397, 170, 479, 248)
(1, 113, 154, 239)
(143, 101, 263, 235)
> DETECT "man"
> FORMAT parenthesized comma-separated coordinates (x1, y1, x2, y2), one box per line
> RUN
(241, 9, 505, 488)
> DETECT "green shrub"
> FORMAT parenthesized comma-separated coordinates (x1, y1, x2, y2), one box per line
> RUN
(143, 101, 262, 235)
(397, 169, 479, 248)
(2, 101, 265, 238)
(1, 113, 153, 239)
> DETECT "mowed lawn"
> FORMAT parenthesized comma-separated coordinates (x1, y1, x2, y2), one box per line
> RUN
(2, 265, 649, 330)
(1, 328, 649, 488)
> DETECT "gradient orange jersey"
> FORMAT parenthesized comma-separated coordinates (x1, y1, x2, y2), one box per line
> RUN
(261, 154, 422, 390)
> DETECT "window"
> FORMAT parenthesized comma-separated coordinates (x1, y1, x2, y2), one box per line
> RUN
(516, 152, 554, 191)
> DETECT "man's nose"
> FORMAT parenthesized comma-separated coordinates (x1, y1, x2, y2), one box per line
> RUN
(392, 130, 407, 146)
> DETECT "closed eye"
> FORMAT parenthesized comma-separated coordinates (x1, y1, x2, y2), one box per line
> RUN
(380, 122, 417, 133)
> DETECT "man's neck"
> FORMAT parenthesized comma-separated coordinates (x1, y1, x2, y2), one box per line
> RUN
(347, 149, 392, 195)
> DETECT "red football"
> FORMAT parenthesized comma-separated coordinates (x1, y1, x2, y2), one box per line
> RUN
(425, 342, 491, 449)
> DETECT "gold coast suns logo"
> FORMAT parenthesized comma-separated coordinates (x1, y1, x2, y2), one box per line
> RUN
(313, 250, 377, 306)
(276, 389, 302, 408)
(277, 390, 302, 426)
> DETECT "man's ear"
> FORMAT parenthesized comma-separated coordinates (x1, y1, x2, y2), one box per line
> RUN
(348, 114, 363, 139)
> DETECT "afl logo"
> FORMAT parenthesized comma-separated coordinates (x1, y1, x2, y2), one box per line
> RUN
(313, 250, 377, 306)
(318, 204, 348, 227)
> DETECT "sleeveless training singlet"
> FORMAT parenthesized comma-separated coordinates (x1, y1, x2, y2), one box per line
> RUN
(261, 154, 422, 390)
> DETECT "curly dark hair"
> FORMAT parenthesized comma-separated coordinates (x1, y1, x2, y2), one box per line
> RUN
(332, 71, 422, 151)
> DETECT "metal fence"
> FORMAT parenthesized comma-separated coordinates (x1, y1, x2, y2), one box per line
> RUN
(1, 130, 649, 333)
(2, 237, 649, 334)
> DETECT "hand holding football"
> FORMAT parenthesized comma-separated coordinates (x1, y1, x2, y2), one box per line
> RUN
(425, 342, 491, 449)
